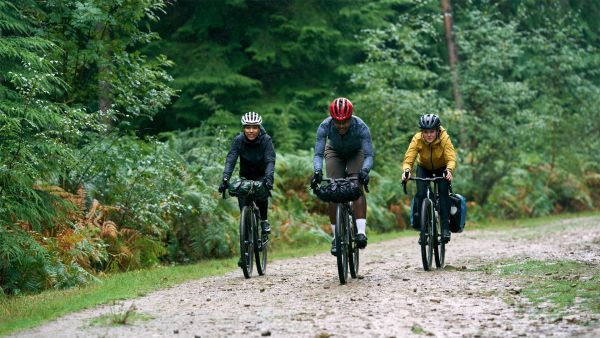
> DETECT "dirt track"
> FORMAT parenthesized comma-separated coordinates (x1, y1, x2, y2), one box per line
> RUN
(12, 216, 600, 338)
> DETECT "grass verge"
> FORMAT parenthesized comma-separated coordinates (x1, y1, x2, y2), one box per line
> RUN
(484, 259, 600, 315)
(0, 259, 236, 336)
(0, 230, 406, 336)
(469, 211, 600, 231)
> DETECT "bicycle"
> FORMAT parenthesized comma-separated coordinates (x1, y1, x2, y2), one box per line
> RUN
(314, 177, 366, 284)
(223, 180, 269, 278)
(402, 176, 447, 271)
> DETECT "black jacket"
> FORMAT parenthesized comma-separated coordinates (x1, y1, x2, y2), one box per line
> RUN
(222, 127, 276, 184)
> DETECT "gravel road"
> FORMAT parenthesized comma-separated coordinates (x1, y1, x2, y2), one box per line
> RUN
(12, 216, 600, 338)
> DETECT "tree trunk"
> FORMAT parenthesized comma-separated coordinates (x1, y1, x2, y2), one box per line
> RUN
(441, 0, 462, 110)
(96, 22, 113, 126)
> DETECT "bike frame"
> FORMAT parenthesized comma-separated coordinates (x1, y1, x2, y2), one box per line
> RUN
(321, 177, 360, 284)
(223, 183, 269, 278)
(403, 176, 446, 270)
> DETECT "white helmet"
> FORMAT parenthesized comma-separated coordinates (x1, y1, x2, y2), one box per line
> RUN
(241, 112, 262, 125)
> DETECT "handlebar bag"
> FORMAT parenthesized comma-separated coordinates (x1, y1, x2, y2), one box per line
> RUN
(228, 178, 270, 200)
(315, 180, 362, 203)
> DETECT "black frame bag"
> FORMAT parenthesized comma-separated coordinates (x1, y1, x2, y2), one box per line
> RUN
(315, 180, 362, 203)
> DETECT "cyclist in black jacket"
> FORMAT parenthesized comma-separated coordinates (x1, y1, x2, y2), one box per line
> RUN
(218, 112, 276, 234)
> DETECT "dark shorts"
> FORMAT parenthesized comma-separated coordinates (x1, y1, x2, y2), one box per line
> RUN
(324, 144, 364, 179)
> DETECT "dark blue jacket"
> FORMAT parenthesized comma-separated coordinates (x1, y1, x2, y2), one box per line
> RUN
(313, 116, 374, 173)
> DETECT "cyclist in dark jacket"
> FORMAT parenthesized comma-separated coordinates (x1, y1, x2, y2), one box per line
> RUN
(311, 97, 374, 255)
(218, 112, 276, 234)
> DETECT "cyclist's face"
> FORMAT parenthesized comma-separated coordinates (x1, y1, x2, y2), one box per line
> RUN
(244, 125, 260, 140)
(333, 118, 351, 135)
(421, 129, 437, 143)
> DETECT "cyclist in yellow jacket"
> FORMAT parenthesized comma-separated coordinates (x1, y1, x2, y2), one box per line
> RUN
(401, 114, 456, 243)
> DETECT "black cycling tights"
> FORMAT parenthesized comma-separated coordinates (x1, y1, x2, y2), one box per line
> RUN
(414, 166, 450, 231)
(237, 197, 268, 221)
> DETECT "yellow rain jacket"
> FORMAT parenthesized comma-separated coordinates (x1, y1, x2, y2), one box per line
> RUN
(402, 126, 457, 173)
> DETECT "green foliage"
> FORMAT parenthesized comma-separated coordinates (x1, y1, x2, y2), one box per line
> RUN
(1, 0, 176, 294)
(38, 0, 176, 123)
(142, 0, 407, 147)
(161, 128, 238, 261)
(268, 151, 327, 247)
(351, 0, 600, 222)
(351, 4, 449, 172)
(454, 8, 537, 207)
(0, 225, 97, 295)
(455, 3, 600, 216)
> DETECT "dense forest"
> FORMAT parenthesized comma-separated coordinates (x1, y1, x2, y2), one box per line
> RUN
(1, 0, 599, 295)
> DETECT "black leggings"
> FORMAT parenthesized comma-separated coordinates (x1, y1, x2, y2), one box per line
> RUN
(414, 166, 450, 232)
(237, 197, 268, 221)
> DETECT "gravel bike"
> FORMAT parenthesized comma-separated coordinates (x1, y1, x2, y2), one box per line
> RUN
(314, 177, 366, 284)
(223, 182, 269, 278)
(403, 176, 446, 271)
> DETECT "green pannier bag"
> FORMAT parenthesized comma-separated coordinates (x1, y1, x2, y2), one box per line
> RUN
(228, 178, 270, 200)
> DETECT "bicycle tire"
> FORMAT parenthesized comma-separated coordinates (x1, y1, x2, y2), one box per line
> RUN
(433, 209, 445, 268)
(335, 204, 349, 284)
(239, 206, 254, 278)
(254, 210, 267, 276)
(420, 198, 434, 271)
(348, 203, 359, 278)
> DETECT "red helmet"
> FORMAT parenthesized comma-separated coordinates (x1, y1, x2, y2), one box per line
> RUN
(329, 97, 353, 121)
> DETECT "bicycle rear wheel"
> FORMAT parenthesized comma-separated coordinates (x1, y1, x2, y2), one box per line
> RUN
(254, 210, 268, 275)
(433, 209, 445, 268)
(348, 203, 359, 279)
(239, 206, 254, 278)
(335, 204, 349, 284)
(420, 199, 434, 271)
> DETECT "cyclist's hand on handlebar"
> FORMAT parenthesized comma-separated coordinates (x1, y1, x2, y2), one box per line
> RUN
(402, 169, 411, 181)
(263, 177, 273, 190)
(443, 169, 453, 181)
(310, 171, 322, 190)
(358, 169, 370, 186)
(218, 179, 229, 193)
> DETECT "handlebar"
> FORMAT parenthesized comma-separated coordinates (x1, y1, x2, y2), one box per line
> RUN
(407, 177, 447, 182)
(321, 177, 358, 183)
(402, 176, 447, 195)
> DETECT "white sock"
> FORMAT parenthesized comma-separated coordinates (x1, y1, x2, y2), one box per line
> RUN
(356, 219, 366, 235)
(331, 224, 336, 239)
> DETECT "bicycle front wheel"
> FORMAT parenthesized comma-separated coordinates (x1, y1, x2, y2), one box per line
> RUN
(420, 199, 434, 271)
(433, 209, 445, 269)
(254, 212, 268, 275)
(348, 203, 359, 278)
(335, 204, 349, 284)
(239, 206, 254, 278)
